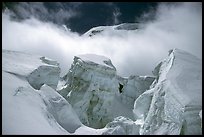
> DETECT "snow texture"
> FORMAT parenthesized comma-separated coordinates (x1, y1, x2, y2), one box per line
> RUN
(133, 48, 202, 135)
(2, 49, 82, 135)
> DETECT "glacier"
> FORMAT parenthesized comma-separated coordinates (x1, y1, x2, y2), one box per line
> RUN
(133, 48, 202, 135)
(2, 50, 82, 134)
(2, 48, 202, 135)
(58, 53, 154, 129)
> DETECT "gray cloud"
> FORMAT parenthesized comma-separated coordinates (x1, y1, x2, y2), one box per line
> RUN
(10, 2, 80, 24)
(2, 2, 202, 77)
(113, 7, 121, 25)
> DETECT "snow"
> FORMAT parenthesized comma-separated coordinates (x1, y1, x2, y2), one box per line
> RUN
(76, 54, 116, 70)
(73, 126, 107, 135)
(102, 116, 140, 135)
(2, 71, 69, 135)
(2, 48, 202, 135)
(59, 53, 154, 129)
(3, 49, 60, 90)
(2, 49, 81, 135)
(133, 48, 202, 135)
(83, 23, 141, 37)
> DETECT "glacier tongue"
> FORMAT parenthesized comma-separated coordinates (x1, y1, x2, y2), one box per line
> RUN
(133, 48, 202, 135)
(58, 54, 154, 129)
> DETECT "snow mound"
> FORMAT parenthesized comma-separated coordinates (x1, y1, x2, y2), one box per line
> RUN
(133, 48, 202, 135)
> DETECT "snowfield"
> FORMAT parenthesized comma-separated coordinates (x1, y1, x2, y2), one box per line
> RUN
(2, 48, 202, 135)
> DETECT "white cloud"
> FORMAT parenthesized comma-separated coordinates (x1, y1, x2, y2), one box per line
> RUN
(2, 2, 202, 77)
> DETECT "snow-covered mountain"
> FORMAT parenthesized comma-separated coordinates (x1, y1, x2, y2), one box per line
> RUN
(83, 23, 141, 37)
(2, 48, 202, 135)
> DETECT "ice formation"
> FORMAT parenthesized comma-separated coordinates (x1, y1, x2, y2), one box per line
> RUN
(133, 48, 202, 135)
(2, 48, 202, 135)
(58, 53, 154, 129)
(2, 50, 81, 134)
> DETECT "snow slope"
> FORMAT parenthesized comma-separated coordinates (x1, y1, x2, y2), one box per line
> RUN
(3, 50, 60, 90)
(2, 49, 82, 135)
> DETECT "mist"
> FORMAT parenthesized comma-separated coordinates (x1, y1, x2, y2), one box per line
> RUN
(2, 2, 202, 77)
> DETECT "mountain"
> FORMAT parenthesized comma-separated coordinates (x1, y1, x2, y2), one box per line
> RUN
(83, 23, 141, 37)
(2, 48, 202, 135)
(2, 50, 89, 135)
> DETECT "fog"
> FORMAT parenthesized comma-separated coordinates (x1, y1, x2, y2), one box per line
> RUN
(2, 2, 202, 77)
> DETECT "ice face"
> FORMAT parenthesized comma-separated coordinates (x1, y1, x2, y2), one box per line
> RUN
(133, 48, 202, 135)
(58, 54, 154, 129)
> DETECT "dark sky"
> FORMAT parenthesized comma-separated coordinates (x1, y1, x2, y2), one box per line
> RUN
(3, 2, 158, 34)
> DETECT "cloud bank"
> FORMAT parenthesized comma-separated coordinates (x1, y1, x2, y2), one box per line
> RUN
(2, 2, 202, 77)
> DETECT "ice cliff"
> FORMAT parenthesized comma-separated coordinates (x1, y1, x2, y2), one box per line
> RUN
(133, 48, 202, 135)
(58, 53, 154, 129)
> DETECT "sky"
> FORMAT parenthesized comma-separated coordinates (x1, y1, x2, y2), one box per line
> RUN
(2, 2, 158, 34)
(2, 2, 202, 77)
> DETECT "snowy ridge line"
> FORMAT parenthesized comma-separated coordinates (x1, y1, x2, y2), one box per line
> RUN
(83, 23, 141, 37)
